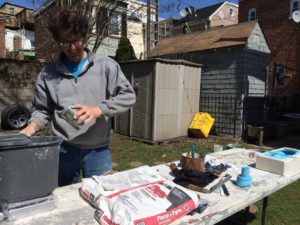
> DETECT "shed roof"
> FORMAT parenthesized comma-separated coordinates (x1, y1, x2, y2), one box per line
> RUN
(119, 58, 202, 67)
(151, 20, 257, 57)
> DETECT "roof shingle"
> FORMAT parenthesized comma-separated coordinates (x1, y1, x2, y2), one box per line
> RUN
(151, 20, 257, 57)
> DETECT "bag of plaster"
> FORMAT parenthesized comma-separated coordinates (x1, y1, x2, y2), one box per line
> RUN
(93, 180, 200, 225)
(80, 165, 167, 206)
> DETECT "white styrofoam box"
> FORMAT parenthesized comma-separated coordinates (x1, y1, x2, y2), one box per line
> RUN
(256, 147, 300, 176)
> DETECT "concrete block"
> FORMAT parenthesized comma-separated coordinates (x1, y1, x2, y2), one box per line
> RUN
(256, 148, 300, 176)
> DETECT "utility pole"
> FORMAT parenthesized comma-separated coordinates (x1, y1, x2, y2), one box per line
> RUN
(155, 0, 159, 44)
(147, 0, 150, 58)
(146, 0, 159, 58)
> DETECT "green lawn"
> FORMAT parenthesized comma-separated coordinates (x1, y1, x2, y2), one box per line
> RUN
(110, 133, 300, 225)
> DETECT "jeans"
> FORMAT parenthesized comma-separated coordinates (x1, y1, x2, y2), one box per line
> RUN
(58, 143, 112, 187)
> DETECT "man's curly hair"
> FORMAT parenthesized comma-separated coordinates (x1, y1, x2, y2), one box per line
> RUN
(48, 10, 89, 41)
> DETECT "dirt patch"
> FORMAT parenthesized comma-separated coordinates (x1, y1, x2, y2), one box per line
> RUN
(112, 162, 119, 169)
(153, 161, 168, 166)
(165, 135, 243, 150)
(129, 161, 144, 168)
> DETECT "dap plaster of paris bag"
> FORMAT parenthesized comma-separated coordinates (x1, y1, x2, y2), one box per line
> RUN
(93, 180, 200, 225)
(80, 166, 200, 225)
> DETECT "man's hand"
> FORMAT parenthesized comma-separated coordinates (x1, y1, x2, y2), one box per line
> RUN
(19, 122, 39, 136)
(72, 104, 103, 125)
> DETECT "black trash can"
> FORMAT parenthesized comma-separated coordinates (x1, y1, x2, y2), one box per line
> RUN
(0, 134, 63, 205)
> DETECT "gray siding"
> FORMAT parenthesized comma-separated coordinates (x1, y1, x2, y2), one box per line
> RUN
(244, 49, 268, 97)
(246, 23, 271, 54)
(193, 48, 245, 97)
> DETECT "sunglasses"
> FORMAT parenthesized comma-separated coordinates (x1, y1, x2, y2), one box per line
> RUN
(58, 40, 84, 48)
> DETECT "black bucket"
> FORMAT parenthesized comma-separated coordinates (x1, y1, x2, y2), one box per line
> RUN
(0, 134, 63, 205)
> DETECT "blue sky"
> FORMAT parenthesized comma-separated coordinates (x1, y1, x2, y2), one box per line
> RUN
(1, 0, 239, 18)
(160, 0, 238, 18)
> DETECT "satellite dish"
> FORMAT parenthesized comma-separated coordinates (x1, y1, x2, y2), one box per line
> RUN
(180, 9, 187, 17)
(292, 10, 300, 23)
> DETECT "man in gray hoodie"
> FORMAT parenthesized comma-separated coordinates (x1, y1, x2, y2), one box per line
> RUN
(20, 10, 136, 186)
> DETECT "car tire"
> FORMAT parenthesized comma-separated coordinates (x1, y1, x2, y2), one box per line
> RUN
(1, 104, 30, 130)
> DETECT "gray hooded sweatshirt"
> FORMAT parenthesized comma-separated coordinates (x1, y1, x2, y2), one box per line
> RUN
(29, 49, 136, 149)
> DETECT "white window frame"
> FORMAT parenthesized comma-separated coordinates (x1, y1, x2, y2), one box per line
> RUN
(290, 0, 300, 16)
(248, 8, 256, 21)
(109, 11, 122, 36)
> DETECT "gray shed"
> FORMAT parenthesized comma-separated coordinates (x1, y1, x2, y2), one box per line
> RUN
(115, 58, 202, 143)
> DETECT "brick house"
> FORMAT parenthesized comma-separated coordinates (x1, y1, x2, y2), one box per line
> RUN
(239, 0, 300, 96)
(0, 2, 33, 29)
(0, 2, 34, 59)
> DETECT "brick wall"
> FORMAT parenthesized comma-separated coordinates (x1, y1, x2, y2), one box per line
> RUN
(239, 0, 300, 96)
(0, 59, 43, 114)
(0, 20, 5, 58)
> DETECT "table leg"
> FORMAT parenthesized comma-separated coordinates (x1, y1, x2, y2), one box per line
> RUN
(261, 197, 268, 225)
(244, 206, 250, 225)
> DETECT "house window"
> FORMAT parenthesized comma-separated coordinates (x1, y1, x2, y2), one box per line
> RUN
(96, 9, 122, 36)
(5, 15, 10, 23)
(290, 0, 300, 15)
(229, 8, 234, 17)
(248, 8, 256, 21)
(109, 11, 122, 36)
(274, 64, 285, 87)
(9, 7, 15, 14)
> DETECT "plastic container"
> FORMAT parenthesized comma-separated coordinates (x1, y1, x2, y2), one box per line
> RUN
(214, 144, 223, 152)
(236, 166, 252, 187)
(0, 134, 63, 205)
(256, 147, 300, 176)
(227, 143, 244, 149)
(189, 112, 215, 138)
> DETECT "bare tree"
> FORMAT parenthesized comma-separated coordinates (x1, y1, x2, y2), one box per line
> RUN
(29, 0, 178, 61)
(30, 0, 126, 61)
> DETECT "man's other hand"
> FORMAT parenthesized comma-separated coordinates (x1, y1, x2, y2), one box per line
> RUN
(19, 122, 39, 136)
(72, 104, 103, 125)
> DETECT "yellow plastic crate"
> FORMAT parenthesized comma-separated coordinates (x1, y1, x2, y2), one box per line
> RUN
(189, 112, 215, 138)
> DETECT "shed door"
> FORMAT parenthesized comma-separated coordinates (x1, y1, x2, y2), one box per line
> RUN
(131, 63, 154, 140)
